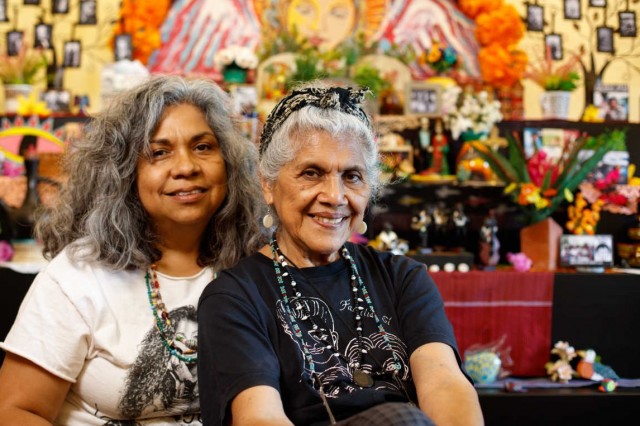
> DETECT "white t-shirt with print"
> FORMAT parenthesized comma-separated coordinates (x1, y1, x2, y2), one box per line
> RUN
(0, 247, 212, 425)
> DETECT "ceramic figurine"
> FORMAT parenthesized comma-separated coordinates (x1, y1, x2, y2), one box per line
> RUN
(451, 202, 469, 251)
(478, 209, 500, 269)
(432, 202, 449, 251)
(411, 208, 432, 253)
(423, 119, 449, 176)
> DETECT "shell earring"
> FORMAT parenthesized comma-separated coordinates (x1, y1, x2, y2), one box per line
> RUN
(262, 209, 274, 228)
(357, 221, 367, 234)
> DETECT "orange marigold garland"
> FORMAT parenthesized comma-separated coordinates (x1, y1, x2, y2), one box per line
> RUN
(458, 0, 504, 21)
(112, 0, 171, 65)
(475, 4, 525, 47)
(478, 44, 528, 88)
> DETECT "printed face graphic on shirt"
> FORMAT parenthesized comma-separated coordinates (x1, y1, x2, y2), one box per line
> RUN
(276, 295, 410, 398)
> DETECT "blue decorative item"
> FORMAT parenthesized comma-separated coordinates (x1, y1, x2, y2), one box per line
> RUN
(464, 350, 502, 384)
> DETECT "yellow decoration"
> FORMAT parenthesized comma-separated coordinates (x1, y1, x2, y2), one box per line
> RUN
(16, 92, 50, 116)
(581, 104, 604, 122)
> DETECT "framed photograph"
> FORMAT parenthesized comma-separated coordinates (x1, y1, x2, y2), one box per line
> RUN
(6, 31, 23, 56)
(593, 83, 628, 122)
(63, 40, 81, 68)
(404, 83, 441, 117)
(589, 0, 606, 7)
(564, 0, 581, 20)
(51, 0, 69, 14)
(78, 0, 97, 25)
(42, 89, 71, 112)
(619, 11, 637, 38)
(0, 0, 8, 23)
(545, 33, 563, 60)
(522, 128, 542, 159)
(23, 0, 40, 4)
(114, 33, 133, 61)
(34, 23, 52, 49)
(560, 235, 613, 268)
(526, 4, 544, 32)
(597, 26, 614, 53)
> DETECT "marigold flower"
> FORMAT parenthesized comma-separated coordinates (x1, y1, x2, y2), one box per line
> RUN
(475, 4, 525, 47)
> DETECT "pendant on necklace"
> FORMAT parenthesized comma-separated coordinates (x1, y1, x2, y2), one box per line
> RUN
(353, 368, 374, 388)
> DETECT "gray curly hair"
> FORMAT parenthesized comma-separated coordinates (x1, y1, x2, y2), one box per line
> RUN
(36, 75, 264, 271)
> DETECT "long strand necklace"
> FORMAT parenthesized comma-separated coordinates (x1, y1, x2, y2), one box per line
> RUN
(145, 264, 206, 364)
(269, 237, 403, 389)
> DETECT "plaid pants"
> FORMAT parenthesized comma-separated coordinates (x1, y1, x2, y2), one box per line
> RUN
(335, 402, 435, 426)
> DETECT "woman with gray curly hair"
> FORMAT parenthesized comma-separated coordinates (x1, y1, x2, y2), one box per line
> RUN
(0, 75, 263, 424)
(199, 82, 482, 426)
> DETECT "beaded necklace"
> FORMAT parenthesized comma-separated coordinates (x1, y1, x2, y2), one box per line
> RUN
(269, 237, 403, 389)
(145, 264, 212, 364)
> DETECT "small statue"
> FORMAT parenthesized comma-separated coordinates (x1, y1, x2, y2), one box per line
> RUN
(415, 117, 431, 172)
(411, 208, 432, 253)
(372, 222, 409, 255)
(432, 202, 449, 252)
(478, 210, 500, 269)
(423, 119, 449, 176)
(451, 202, 469, 251)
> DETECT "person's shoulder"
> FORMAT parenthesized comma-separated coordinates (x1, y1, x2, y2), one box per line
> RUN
(201, 252, 271, 298)
(347, 242, 424, 272)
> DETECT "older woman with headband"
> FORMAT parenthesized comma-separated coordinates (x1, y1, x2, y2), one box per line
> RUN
(0, 76, 263, 424)
(198, 83, 483, 425)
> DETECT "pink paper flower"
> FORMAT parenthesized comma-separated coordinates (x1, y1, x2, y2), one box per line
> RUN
(506, 252, 532, 272)
(0, 240, 14, 262)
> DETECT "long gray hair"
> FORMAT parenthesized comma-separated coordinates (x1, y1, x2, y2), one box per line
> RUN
(36, 75, 264, 271)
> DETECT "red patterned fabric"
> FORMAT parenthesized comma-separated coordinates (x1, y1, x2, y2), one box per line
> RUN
(431, 271, 554, 377)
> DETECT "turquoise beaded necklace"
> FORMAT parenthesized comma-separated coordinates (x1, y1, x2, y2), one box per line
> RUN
(144, 264, 211, 364)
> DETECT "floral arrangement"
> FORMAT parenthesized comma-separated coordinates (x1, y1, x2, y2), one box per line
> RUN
(418, 41, 458, 75)
(442, 86, 503, 140)
(0, 46, 47, 85)
(545, 341, 576, 383)
(113, 0, 171, 65)
(526, 46, 581, 91)
(459, 0, 528, 88)
(214, 45, 259, 71)
(470, 129, 623, 225)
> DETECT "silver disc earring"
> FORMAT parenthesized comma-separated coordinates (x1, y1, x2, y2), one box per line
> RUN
(262, 210, 274, 228)
(357, 221, 367, 234)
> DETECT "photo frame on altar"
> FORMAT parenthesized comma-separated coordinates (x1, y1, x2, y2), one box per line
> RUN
(405, 83, 441, 117)
(594, 83, 629, 121)
(560, 234, 613, 268)
(619, 11, 637, 38)
(0, 0, 8, 23)
(114, 34, 133, 61)
(589, 0, 606, 7)
(564, 0, 581, 20)
(78, 0, 97, 25)
(23, 0, 40, 5)
(545, 33, 563, 60)
(42, 89, 71, 112)
(63, 40, 81, 68)
(52, 0, 70, 14)
(6, 31, 23, 56)
(526, 4, 544, 32)
(597, 26, 614, 53)
(34, 23, 52, 49)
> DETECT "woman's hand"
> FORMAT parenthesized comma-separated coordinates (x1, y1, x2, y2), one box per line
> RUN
(0, 353, 71, 425)
(410, 342, 484, 426)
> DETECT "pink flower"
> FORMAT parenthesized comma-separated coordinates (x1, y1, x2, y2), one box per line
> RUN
(0, 240, 14, 262)
(507, 252, 532, 272)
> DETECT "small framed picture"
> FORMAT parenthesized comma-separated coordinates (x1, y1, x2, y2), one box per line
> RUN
(619, 11, 637, 38)
(34, 23, 52, 49)
(589, 0, 606, 7)
(42, 89, 71, 112)
(545, 33, 563, 60)
(63, 40, 81, 68)
(0, 0, 8, 23)
(23, 0, 40, 4)
(560, 234, 613, 268)
(597, 26, 614, 53)
(6, 30, 23, 56)
(114, 33, 133, 61)
(526, 4, 544, 32)
(51, 0, 69, 14)
(564, 0, 581, 20)
(404, 83, 442, 117)
(593, 83, 629, 122)
(78, 0, 97, 25)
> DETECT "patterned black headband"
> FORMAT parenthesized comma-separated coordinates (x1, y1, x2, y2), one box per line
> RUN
(259, 86, 370, 158)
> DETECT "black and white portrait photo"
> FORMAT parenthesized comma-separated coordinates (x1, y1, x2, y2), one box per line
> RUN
(405, 83, 441, 117)
(597, 26, 614, 53)
(63, 40, 81, 68)
(34, 23, 52, 49)
(6, 31, 23, 56)
(589, 0, 606, 7)
(619, 11, 637, 38)
(79, 0, 97, 25)
(527, 4, 544, 32)
(545, 34, 563, 61)
(23, 0, 41, 5)
(52, 0, 69, 14)
(564, 0, 581, 20)
(0, 0, 8, 23)
(114, 33, 133, 62)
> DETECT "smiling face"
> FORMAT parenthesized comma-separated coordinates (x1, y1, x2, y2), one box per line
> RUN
(136, 103, 227, 240)
(262, 130, 370, 266)
(286, 0, 356, 50)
